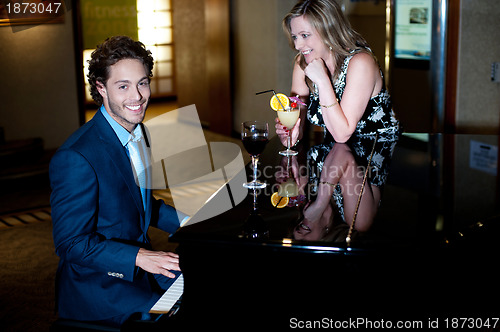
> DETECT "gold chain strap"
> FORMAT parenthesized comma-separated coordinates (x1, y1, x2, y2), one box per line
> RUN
(346, 133, 378, 246)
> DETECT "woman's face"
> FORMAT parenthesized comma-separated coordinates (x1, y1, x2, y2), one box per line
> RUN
(290, 15, 329, 64)
(294, 219, 325, 241)
(293, 202, 333, 241)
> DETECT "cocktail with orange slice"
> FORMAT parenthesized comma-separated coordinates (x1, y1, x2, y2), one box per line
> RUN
(270, 177, 299, 208)
(270, 93, 299, 156)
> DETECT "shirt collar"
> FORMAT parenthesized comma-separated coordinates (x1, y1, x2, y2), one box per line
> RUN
(129, 124, 143, 143)
(100, 105, 142, 146)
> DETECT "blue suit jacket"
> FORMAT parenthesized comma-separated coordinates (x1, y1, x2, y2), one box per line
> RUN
(50, 110, 181, 321)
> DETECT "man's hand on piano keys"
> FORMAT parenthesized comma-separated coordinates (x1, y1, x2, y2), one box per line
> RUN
(135, 248, 181, 278)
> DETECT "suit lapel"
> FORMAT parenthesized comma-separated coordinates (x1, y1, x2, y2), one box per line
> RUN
(93, 111, 146, 220)
(140, 123, 153, 229)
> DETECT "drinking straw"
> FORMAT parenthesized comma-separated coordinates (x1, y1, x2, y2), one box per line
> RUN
(255, 89, 286, 111)
(255, 89, 275, 95)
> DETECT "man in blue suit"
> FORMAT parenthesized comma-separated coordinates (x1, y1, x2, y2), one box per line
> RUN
(50, 36, 186, 327)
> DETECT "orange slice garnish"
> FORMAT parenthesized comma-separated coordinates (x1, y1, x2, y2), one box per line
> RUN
(271, 192, 289, 208)
(270, 93, 290, 111)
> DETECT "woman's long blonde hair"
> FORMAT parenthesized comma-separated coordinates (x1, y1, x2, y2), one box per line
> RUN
(283, 0, 372, 87)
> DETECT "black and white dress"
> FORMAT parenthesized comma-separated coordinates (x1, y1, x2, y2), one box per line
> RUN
(307, 135, 398, 224)
(306, 50, 400, 223)
(307, 49, 400, 140)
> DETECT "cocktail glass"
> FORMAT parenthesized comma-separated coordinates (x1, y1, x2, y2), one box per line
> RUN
(277, 105, 299, 156)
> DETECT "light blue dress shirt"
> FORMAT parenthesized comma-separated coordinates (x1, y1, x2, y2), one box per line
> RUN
(100, 105, 190, 225)
(100, 105, 148, 210)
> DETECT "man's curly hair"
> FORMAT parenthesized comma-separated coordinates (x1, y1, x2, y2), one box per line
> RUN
(87, 36, 154, 105)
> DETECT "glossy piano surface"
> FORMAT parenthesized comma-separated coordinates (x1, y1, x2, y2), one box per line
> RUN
(168, 132, 500, 328)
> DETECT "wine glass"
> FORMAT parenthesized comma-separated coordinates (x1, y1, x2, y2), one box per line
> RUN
(277, 105, 299, 156)
(241, 121, 269, 189)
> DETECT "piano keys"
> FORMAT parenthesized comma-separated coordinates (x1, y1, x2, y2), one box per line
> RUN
(149, 274, 184, 316)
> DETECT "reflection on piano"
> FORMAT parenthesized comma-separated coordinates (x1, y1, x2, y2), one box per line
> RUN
(159, 134, 500, 329)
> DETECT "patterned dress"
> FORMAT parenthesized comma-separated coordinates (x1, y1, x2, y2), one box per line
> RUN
(307, 49, 400, 139)
(307, 135, 398, 224)
(305, 50, 400, 224)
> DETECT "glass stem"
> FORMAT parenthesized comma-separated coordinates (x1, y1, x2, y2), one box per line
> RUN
(287, 135, 291, 151)
(253, 188, 258, 210)
(252, 156, 259, 182)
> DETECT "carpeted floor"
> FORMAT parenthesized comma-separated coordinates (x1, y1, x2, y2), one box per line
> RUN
(0, 129, 246, 331)
(0, 207, 180, 332)
(0, 212, 58, 332)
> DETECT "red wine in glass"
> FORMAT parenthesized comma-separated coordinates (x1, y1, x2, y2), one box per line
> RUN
(241, 121, 269, 189)
(242, 136, 268, 156)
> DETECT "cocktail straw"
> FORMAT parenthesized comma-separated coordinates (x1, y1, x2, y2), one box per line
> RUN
(255, 89, 287, 111)
(255, 89, 275, 95)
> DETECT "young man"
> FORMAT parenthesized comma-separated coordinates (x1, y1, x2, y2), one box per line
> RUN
(50, 36, 185, 327)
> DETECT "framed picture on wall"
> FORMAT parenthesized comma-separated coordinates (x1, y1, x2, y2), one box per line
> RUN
(393, 0, 432, 69)
(0, 0, 65, 26)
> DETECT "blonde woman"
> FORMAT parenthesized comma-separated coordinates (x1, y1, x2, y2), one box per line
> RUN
(276, 0, 399, 145)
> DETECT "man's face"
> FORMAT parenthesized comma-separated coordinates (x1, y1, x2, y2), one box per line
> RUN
(97, 58, 151, 132)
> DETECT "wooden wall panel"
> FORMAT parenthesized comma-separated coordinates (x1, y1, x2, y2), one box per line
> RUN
(173, 0, 231, 135)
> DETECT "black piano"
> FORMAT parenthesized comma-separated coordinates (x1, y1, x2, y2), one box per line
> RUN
(144, 132, 500, 329)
